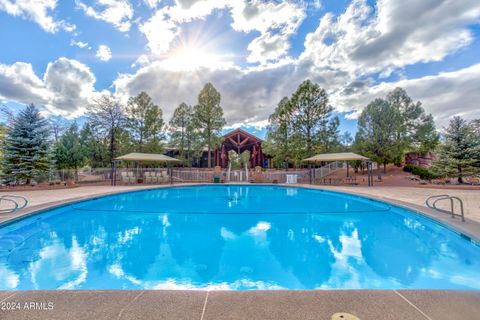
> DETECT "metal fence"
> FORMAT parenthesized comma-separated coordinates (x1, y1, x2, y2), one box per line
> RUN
(313, 161, 344, 179)
(171, 168, 215, 183)
(259, 169, 310, 184)
(1, 165, 344, 187)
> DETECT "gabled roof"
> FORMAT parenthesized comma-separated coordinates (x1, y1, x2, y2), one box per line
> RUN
(223, 128, 263, 142)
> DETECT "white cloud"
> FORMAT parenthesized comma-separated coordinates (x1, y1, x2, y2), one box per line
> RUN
(333, 64, 480, 127)
(43, 58, 97, 116)
(70, 39, 89, 49)
(114, 60, 308, 125)
(310, 0, 321, 10)
(139, 0, 225, 55)
(76, 0, 133, 32)
(0, 0, 75, 33)
(230, 0, 305, 64)
(246, 33, 291, 64)
(3, 0, 479, 130)
(301, 0, 480, 77)
(139, 10, 179, 55)
(166, 0, 223, 22)
(131, 54, 150, 68)
(0, 58, 97, 118)
(96, 45, 112, 61)
(143, 0, 160, 8)
(0, 62, 52, 104)
(116, 0, 480, 130)
(139, 0, 305, 63)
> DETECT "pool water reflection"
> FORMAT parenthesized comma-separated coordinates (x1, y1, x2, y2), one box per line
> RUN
(0, 185, 479, 290)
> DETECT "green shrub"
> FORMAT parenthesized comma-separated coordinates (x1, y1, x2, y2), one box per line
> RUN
(403, 164, 440, 180)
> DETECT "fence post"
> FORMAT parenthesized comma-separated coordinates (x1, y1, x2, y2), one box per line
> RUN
(308, 163, 312, 184)
(111, 161, 117, 186)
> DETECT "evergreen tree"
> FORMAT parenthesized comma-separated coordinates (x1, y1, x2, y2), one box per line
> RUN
(193, 83, 226, 168)
(265, 80, 338, 166)
(125, 92, 164, 153)
(0, 124, 6, 167)
(340, 131, 353, 147)
(184, 121, 204, 166)
(80, 122, 109, 168)
(264, 97, 293, 167)
(54, 122, 86, 179)
(169, 102, 193, 160)
(386, 88, 439, 154)
(2, 104, 50, 184)
(290, 80, 333, 158)
(431, 117, 480, 183)
(355, 88, 439, 175)
(354, 98, 403, 177)
(316, 116, 341, 153)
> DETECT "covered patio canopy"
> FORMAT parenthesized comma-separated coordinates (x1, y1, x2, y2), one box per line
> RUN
(303, 152, 369, 162)
(302, 152, 373, 186)
(115, 152, 181, 162)
(112, 153, 180, 186)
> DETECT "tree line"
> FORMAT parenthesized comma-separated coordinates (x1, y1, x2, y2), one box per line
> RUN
(0, 83, 226, 184)
(264, 83, 479, 182)
(0, 79, 479, 184)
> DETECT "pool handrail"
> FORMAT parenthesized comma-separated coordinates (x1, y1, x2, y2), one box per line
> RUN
(426, 194, 465, 222)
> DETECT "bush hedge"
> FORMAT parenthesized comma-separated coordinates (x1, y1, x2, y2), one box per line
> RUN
(403, 164, 440, 180)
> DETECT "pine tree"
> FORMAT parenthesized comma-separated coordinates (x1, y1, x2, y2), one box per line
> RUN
(125, 91, 164, 153)
(54, 122, 86, 179)
(264, 81, 339, 167)
(0, 124, 6, 170)
(354, 98, 403, 177)
(264, 97, 293, 167)
(431, 117, 480, 183)
(80, 122, 109, 168)
(355, 88, 439, 175)
(386, 88, 439, 155)
(2, 104, 50, 184)
(169, 102, 193, 160)
(290, 80, 333, 158)
(193, 83, 226, 168)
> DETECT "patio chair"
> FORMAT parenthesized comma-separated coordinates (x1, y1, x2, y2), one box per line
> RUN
(144, 172, 153, 184)
(159, 170, 169, 183)
(121, 172, 131, 184)
(152, 171, 159, 184)
(127, 171, 136, 184)
(163, 170, 170, 183)
(151, 171, 160, 184)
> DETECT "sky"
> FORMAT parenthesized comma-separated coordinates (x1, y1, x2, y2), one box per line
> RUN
(0, 0, 479, 139)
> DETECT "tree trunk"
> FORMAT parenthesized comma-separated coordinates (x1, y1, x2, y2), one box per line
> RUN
(383, 162, 387, 174)
(458, 165, 463, 184)
(377, 162, 382, 180)
(207, 144, 211, 168)
(110, 130, 115, 166)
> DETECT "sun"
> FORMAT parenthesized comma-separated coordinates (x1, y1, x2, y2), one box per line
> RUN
(163, 44, 232, 71)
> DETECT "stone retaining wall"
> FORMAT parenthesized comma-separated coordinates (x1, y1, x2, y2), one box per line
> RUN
(405, 151, 436, 168)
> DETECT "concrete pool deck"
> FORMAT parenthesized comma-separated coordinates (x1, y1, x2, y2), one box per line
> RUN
(1, 290, 480, 319)
(1, 184, 479, 319)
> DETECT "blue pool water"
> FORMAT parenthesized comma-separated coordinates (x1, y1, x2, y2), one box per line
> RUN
(1, 185, 479, 290)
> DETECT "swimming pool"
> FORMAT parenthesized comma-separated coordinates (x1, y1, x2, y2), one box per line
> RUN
(1, 185, 479, 290)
